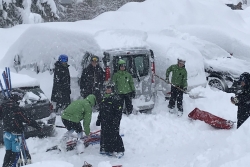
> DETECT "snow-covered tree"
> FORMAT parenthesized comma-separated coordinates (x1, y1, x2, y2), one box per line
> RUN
(30, 0, 59, 22)
(0, 0, 23, 27)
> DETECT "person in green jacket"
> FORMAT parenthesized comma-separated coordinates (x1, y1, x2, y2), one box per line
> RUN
(61, 94, 96, 142)
(112, 59, 135, 115)
(166, 58, 188, 117)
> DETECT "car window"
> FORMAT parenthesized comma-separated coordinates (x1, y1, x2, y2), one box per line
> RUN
(113, 54, 149, 78)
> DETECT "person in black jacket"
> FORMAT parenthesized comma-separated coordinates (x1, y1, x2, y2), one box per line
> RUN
(51, 54, 71, 114)
(80, 55, 105, 105)
(0, 92, 41, 167)
(231, 72, 250, 129)
(96, 83, 125, 158)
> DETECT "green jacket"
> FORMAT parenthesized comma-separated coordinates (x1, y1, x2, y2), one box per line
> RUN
(166, 64, 188, 88)
(112, 70, 135, 94)
(61, 94, 96, 136)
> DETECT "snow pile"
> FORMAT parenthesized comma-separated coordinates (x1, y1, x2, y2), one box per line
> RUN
(25, 161, 73, 167)
(1, 25, 102, 72)
(147, 33, 207, 88)
(0, 68, 39, 88)
(94, 29, 148, 50)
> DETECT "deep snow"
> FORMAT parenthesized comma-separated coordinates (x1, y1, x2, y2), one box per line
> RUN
(1, 0, 250, 167)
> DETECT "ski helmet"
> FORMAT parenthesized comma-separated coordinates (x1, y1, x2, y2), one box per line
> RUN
(90, 55, 99, 62)
(238, 72, 250, 85)
(58, 54, 68, 63)
(10, 91, 23, 102)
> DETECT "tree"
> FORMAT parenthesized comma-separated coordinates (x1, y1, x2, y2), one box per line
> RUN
(0, 0, 23, 28)
(30, 0, 59, 22)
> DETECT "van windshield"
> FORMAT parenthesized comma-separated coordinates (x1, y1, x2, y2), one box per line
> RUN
(113, 54, 149, 78)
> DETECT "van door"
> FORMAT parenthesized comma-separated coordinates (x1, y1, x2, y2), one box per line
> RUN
(112, 53, 153, 102)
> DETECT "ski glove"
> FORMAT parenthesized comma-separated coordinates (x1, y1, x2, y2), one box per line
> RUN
(131, 91, 136, 98)
(231, 96, 239, 104)
(96, 120, 101, 126)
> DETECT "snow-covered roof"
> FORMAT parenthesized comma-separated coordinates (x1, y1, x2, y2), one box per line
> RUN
(1, 25, 103, 72)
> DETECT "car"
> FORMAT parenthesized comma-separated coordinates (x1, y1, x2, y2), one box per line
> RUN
(204, 56, 250, 93)
(80, 47, 156, 113)
(0, 71, 56, 144)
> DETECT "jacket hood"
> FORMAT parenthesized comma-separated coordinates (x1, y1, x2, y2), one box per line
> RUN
(85, 94, 96, 107)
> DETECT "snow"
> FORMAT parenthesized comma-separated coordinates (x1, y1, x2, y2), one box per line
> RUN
(1, 0, 250, 167)
(25, 161, 73, 167)
(1, 25, 103, 73)
(0, 68, 39, 89)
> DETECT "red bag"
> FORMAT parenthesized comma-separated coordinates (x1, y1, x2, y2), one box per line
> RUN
(188, 108, 234, 129)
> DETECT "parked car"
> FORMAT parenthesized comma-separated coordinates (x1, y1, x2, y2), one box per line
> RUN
(205, 56, 250, 93)
(0, 72, 55, 144)
(80, 47, 156, 113)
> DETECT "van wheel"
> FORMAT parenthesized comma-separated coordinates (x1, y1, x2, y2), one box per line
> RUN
(208, 77, 227, 91)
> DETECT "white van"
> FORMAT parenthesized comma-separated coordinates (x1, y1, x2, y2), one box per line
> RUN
(81, 47, 156, 113)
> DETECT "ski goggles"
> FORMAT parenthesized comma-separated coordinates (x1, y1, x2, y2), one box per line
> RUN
(120, 64, 126, 67)
(91, 57, 99, 62)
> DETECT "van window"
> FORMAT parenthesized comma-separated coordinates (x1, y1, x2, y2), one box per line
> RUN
(113, 54, 149, 78)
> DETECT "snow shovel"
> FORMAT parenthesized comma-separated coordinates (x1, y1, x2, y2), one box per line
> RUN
(154, 74, 205, 99)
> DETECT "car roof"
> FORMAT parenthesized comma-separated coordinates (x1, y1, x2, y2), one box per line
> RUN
(0, 69, 40, 90)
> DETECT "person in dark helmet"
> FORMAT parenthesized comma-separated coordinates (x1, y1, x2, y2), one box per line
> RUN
(166, 58, 188, 117)
(112, 59, 135, 115)
(51, 54, 71, 115)
(96, 83, 124, 158)
(80, 55, 105, 105)
(0, 91, 41, 167)
(231, 72, 250, 129)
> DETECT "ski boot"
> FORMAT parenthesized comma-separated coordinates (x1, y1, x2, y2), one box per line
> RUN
(177, 110, 183, 117)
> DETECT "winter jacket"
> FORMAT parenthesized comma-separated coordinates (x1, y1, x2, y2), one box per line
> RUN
(0, 100, 41, 134)
(166, 64, 187, 88)
(112, 70, 135, 95)
(51, 61, 71, 103)
(97, 93, 122, 127)
(80, 64, 105, 92)
(61, 94, 96, 135)
(96, 93, 124, 153)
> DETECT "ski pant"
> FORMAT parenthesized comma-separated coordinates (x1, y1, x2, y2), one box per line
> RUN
(62, 118, 82, 133)
(118, 93, 133, 115)
(168, 86, 184, 112)
(55, 93, 71, 114)
(2, 132, 21, 167)
(237, 105, 250, 129)
(100, 121, 125, 153)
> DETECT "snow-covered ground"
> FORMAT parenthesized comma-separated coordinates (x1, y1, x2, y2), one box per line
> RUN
(1, 0, 250, 166)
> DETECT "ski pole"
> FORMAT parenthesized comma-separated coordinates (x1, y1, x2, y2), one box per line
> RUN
(7, 67, 11, 90)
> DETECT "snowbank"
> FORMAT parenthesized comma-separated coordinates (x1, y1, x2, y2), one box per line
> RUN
(147, 33, 207, 88)
(94, 29, 148, 50)
(25, 161, 73, 167)
(1, 25, 103, 72)
(0, 68, 39, 89)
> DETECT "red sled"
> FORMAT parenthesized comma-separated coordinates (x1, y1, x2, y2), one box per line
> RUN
(188, 108, 234, 129)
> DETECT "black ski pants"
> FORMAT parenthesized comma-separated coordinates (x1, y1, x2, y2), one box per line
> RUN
(168, 86, 184, 112)
(62, 118, 82, 133)
(119, 93, 133, 115)
(100, 121, 125, 153)
(237, 105, 250, 129)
